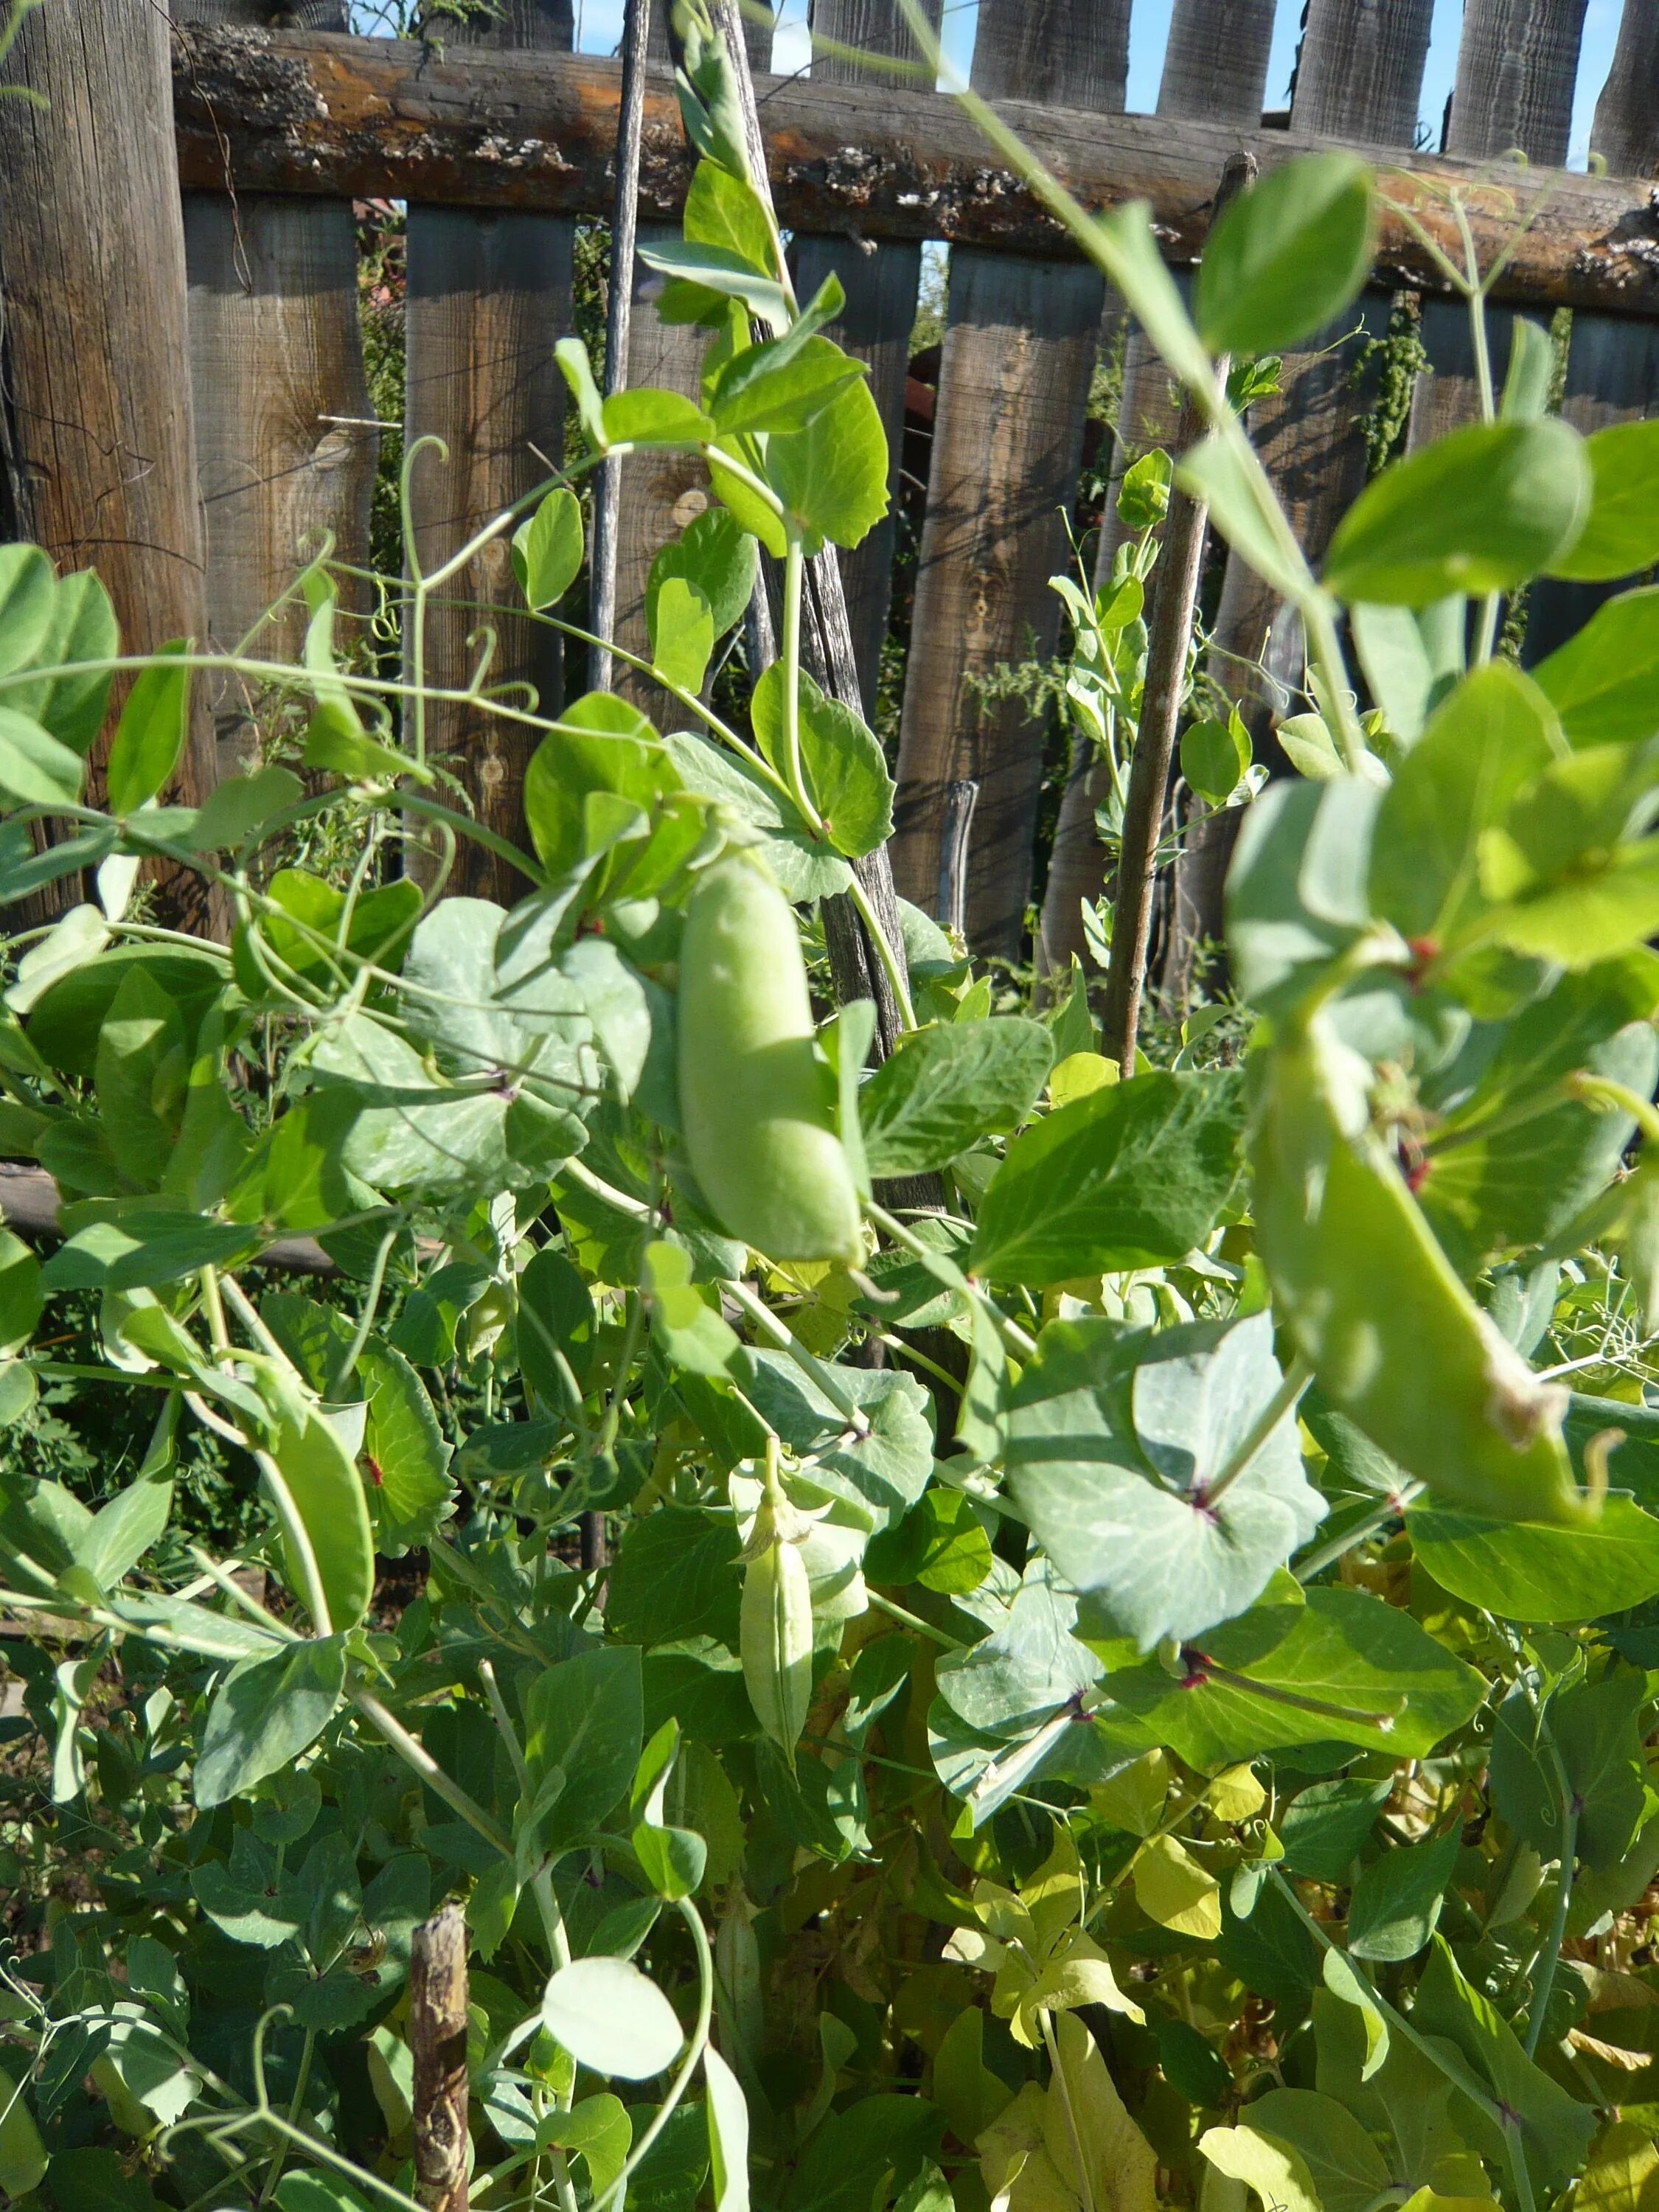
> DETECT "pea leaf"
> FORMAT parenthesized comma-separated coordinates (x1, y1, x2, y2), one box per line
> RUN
(194, 1636, 347, 1808)
(1534, 585, 1659, 747)
(1413, 1937, 1595, 2191)
(1196, 154, 1376, 356)
(0, 544, 55, 678)
(1009, 1312, 1326, 1649)
(749, 661, 893, 858)
(1323, 420, 1592, 606)
(1489, 1672, 1646, 1873)
(1279, 1777, 1390, 1881)
(0, 704, 87, 809)
(1098, 1582, 1486, 1764)
(1181, 712, 1250, 806)
(1410, 1498, 1659, 1623)
(1346, 1829, 1461, 1961)
(651, 576, 717, 695)
(106, 642, 192, 817)
(513, 486, 585, 610)
(522, 1645, 643, 1854)
(602, 386, 716, 449)
(1368, 660, 1559, 946)
(765, 342, 890, 554)
(858, 1017, 1052, 1176)
(970, 1068, 1245, 1289)
(646, 509, 756, 646)
(4, 566, 118, 756)
(542, 1956, 684, 2080)
(1548, 420, 1659, 582)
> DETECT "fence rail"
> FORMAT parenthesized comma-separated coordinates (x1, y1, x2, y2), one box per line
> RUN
(171, 32, 1659, 316)
(1, 0, 1656, 970)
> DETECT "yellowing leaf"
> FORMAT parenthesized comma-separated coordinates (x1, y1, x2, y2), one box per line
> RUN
(1574, 2123, 1659, 2212)
(1134, 1834, 1222, 1939)
(1209, 1763, 1266, 1823)
(979, 2082, 1076, 2212)
(1049, 1053, 1119, 1107)
(1201, 2124, 1321, 2212)
(1020, 1827, 1086, 1953)
(1091, 1750, 1169, 1838)
(1013, 1933, 1147, 2047)
(1048, 2013, 1158, 2212)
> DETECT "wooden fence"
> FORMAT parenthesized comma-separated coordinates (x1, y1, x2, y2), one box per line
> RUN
(1, 0, 1657, 970)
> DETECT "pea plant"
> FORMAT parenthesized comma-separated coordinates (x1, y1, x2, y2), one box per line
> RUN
(6, 14, 1659, 2212)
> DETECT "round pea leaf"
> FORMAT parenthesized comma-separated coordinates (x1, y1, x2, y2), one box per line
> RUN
(542, 1956, 685, 2080)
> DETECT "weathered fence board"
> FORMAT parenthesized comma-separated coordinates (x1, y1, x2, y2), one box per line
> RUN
(793, 0, 942, 717)
(167, 35, 1659, 321)
(404, 0, 575, 898)
(177, 2, 377, 780)
(1410, 0, 1587, 455)
(1528, 0, 1659, 661)
(1593, 0, 1659, 179)
(1, 0, 219, 927)
(1208, 0, 1433, 754)
(1037, 0, 1273, 975)
(891, 0, 1133, 958)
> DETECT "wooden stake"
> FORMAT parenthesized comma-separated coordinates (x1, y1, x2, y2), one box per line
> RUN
(588, 0, 652, 695)
(1098, 154, 1252, 1078)
(410, 1903, 470, 2212)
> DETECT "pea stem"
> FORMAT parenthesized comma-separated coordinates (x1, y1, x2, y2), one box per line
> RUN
(1523, 1733, 1578, 2059)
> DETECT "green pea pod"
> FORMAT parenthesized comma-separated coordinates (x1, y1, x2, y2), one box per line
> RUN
(1251, 1008, 1590, 1525)
(740, 1530, 814, 1769)
(0, 2064, 46, 2199)
(678, 853, 862, 1261)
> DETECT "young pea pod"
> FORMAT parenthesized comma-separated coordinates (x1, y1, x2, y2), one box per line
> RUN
(739, 1453, 815, 1768)
(1250, 1007, 1590, 1525)
(678, 852, 863, 1262)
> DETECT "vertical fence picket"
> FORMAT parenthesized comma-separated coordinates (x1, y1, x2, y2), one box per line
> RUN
(404, 0, 576, 899)
(792, 0, 942, 718)
(1593, 0, 1659, 178)
(1037, 0, 1276, 975)
(889, 0, 1132, 959)
(175, 2, 378, 780)
(1408, 0, 1587, 453)
(0, 0, 219, 925)
(1527, 0, 1659, 659)
(606, 0, 751, 710)
(1206, 0, 1433, 745)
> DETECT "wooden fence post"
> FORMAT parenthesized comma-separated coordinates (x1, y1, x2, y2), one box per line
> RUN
(791, 0, 942, 718)
(0, 0, 220, 895)
(174, 2, 378, 780)
(404, 0, 577, 900)
(889, 0, 1133, 959)
(1408, 0, 1587, 453)
(1206, 0, 1433, 743)
(1526, 0, 1658, 660)
(1593, 0, 1659, 178)
(1036, 0, 1274, 975)
(410, 1903, 470, 2212)
(606, 0, 750, 713)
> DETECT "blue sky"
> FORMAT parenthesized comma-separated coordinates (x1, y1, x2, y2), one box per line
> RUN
(566, 0, 1626, 167)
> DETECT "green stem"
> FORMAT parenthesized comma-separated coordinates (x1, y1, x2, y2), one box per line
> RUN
(866, 1587, 967, 1649)
(846, 872, 917, 1033)
(1570, 1071, 1659, 1149)
(347, 1682, 512, 1860)
(1523, 1742, 1578, 2060)
(256, 2028, 315, 2207)
(1268, 1869, 1537, 2211)
(328, 1228, 399, 1398)
(779, 537, 824, 836)
(589, 1900, 717, 2212)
